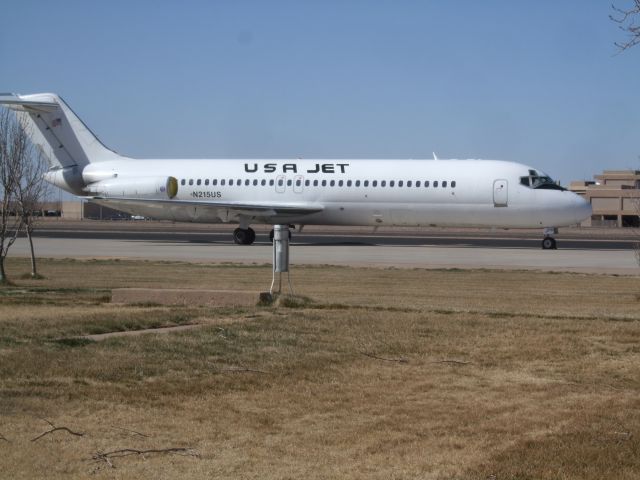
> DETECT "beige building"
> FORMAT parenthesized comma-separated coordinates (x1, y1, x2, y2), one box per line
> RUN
(570, 170, 640, 227)
(38, 200, 130, 221)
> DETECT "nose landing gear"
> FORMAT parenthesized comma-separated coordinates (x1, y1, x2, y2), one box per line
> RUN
(541, 237, 557, 250)
(541, 227, 557, 250)
(233, 227, 256, 245)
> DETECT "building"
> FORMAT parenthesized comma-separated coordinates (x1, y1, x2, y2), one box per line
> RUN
(569, 170, 640, 227)
(37, 200, 132, 221)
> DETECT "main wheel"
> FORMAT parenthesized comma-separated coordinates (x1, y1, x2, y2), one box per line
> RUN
(246, 228, 256, 244)
(233, 228, 255, 245)
(541, 237, 557, 250)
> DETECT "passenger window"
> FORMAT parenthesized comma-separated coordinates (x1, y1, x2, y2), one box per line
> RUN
(364, 180, 369, 187)
(261, 179, 266, 186)
(278, 179, 284, 186)
(221, 179, 226, 186)
(451, 181, 456, 188)
(322, 180, 327, 186)
(253, 179, 258, 186)
(406, 180, 411, 187)
(196, 179, 201, 186)
(205, 179, 209, 185)
(181, 179, 186, 186)
(433, 181, 438, 187)
(424, 181, 429, 187)
(355, 180, 361, 187)
(390, 181, 395, 187)
(313, 180, 319, 186)
(269, 179, 275, 186)
(244, 179, 249, 186)
(189, 179, 194, 186)
(330, 180, 335, 187)
(212, 179, 217, 186)
(287, 179, 292, 187)
(398, 180, 403, 187)
(296, 179, 302, 187)
(347, 180, 352, 187)
(305, 179, 310, 187)
(415, 181, 420, 187)
(372, 180, 378, 187)
(442, 181, 447, 188)
(339, 180, 344, 187)
(229, 179, 234, 186)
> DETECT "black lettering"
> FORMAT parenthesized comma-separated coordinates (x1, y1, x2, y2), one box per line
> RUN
(322, 164, 334, 173)
(307, 163, 320, 174)
(337, 163, 349, 173)
(244, 163, 258, 173)
(265, 163, 277, 173)
(283, 163, 297, 173)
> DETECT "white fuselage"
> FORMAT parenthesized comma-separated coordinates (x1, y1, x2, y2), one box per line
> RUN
(82, 158, 591, 228)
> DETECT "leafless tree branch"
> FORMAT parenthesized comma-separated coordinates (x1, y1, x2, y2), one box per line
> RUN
(359, 351, 409, 363)
(611, 1, 640, 51)
(110, 425, 151, 438)
(431, 359, 472, 365)
(30, 418, 84, 441)
(90, 447, 199, 468)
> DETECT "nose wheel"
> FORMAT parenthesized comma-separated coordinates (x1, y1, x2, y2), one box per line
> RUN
(541, 236, 557, 250)
(233, 227, 256, 245)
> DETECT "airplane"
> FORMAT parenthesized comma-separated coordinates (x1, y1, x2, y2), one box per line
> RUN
(0, 93, 591, 249)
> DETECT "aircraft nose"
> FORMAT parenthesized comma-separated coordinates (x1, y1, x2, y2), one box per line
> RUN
(573, 194, 592, 224)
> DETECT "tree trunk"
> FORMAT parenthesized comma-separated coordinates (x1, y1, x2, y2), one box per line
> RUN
(27, 225, 37, 278)
(0, 255, 6, 284)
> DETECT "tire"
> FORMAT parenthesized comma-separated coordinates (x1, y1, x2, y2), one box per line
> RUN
(246, 228, 256, 245)
(233, 228, 247, 245)
(541, 237, 556, 250)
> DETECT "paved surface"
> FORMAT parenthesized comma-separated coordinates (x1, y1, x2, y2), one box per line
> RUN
(25, 221, 638, 250)
(10, 235, 638, 275)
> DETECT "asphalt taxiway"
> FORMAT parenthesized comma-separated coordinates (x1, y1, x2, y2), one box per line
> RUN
(7, 222, 638, 274)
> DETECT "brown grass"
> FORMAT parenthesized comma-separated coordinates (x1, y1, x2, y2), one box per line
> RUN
(0, 257, 639, 479)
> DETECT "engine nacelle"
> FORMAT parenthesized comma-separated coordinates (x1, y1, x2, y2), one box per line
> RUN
(84, 176, 178, 199)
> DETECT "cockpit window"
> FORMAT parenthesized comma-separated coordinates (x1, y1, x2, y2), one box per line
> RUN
(520, 171, 566, 191)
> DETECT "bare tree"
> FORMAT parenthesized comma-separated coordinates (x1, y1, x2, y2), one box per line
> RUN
(0, 108, 24, 284)
(611, 1, 640, 51)
(14, 144, 50, 278)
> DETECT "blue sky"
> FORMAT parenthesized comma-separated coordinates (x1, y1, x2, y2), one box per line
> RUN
(1, 0, 639, 184)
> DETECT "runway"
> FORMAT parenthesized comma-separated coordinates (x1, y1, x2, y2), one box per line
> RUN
(8, 223, 638, 275)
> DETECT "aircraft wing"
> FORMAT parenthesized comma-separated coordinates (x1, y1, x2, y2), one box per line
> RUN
(88, 196, 324, 219)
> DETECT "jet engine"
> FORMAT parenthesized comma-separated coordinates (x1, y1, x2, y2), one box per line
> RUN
(83, 176, 178, 199)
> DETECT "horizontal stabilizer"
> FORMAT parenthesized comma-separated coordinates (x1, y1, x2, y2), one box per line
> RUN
(0, 93, 58, 113)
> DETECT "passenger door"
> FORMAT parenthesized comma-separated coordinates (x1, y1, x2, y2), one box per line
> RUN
(493, 179, 508, 207)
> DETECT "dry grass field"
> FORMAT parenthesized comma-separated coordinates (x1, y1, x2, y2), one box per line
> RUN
(0, 257, 639, 479)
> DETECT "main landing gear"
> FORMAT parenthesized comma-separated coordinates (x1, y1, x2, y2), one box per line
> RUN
(541, 227, 557, 250)
(233, 227, 256, 245)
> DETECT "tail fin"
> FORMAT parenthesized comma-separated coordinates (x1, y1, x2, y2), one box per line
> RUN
(0, 93, 122, 170)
